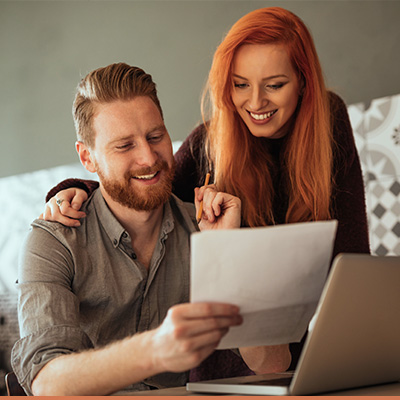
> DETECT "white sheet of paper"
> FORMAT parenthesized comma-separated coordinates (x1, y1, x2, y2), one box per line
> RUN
(190, 220, 337, 349)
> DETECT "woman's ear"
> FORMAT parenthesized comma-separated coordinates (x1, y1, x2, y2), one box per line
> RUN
(76, 141, 96, 173)
(299, 76, 305, 97)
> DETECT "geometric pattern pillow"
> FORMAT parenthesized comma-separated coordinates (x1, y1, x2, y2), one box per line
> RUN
(348, 93, 400, 255)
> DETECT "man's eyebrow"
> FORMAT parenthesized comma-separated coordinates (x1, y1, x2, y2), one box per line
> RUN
(147, 124, 167, 134)
(233, 73, 289, 80)
(108, 135, 134, 145)
(108, 124, 167, 145)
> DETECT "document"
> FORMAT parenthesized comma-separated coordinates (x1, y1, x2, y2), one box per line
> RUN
(190, 220, 337, 349)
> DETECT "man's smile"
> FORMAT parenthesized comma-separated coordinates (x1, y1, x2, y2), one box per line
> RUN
(133, 171, 159, 180)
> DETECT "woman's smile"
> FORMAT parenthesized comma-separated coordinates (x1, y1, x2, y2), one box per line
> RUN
(247, 109, 278, 123)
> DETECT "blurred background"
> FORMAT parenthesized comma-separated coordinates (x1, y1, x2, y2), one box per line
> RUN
(1, 0, 400, 178)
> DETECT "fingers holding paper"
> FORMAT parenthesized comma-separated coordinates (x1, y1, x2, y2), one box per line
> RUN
(195, 185, 241, 230)
(150, 302, 242, 373)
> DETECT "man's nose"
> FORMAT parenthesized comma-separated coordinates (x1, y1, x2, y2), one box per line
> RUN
(136, 142, 158, 166)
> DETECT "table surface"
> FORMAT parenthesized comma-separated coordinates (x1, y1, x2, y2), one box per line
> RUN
(125, 382, 400, 396)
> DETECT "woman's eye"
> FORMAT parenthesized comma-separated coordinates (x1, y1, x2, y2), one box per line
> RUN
(266, 83, 285, 91)
(234, 83, 248, 89)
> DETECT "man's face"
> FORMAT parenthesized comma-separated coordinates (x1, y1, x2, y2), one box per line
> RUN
(89, 96, 175, 211)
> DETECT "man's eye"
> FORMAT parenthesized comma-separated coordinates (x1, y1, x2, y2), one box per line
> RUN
(148, 135, 163, 143)
(116, 144, 132, 150)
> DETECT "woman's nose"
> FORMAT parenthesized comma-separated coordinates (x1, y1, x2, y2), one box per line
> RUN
(248, 87, 268, 111)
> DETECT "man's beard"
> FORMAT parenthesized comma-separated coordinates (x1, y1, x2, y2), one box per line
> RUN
(98, 159, 175, 211)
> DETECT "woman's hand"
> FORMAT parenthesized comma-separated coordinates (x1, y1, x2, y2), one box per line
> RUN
(195, 185, 241, 230)
(39, 188, 88, 227)
(239, 344, 292, 374)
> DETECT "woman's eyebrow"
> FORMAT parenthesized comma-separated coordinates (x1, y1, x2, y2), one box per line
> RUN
(233, 73, 288, 80)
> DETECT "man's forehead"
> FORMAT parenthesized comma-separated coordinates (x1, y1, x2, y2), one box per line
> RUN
(90, 98, 170, 149)
(94, 97, 161, 116)
(93, 98, 164, 130)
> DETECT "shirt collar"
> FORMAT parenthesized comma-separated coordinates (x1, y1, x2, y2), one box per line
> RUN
(90, 189, 176, 248)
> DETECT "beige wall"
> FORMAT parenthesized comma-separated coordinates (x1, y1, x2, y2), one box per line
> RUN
(1, 0, 399, 178)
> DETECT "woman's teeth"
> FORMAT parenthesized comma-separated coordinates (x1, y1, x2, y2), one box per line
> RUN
(249, 109, 277, 120)
(134, 172, 157, 180)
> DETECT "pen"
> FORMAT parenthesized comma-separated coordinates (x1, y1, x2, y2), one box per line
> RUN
(196, 172, 211, 224)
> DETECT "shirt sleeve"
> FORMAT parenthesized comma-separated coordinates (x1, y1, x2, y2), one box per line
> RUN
(329, 93, 370, 258)
(45, 178, 100, 202)
(11, 224, 94, 394)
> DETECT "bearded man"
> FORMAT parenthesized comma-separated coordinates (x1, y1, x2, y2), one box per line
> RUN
(11, 63, 244, 396)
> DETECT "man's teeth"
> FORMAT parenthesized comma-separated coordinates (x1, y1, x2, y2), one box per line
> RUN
(134, 172, 157, 180)
(250, 110, 277, 120)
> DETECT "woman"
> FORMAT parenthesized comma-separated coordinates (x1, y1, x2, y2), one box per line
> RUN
(42, 7, 370, 379)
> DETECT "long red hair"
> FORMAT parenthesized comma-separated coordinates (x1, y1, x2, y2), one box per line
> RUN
(203, 7, 333, 226)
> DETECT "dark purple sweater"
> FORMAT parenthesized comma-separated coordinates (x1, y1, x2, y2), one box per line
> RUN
(46, 92, 370, 380)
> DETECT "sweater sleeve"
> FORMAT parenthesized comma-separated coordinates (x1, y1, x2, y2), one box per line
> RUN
(329, 92, 370, 258)
(45, 179, 99, 203)
(173, 124, 208, 203)
(289, 93, 371, 372)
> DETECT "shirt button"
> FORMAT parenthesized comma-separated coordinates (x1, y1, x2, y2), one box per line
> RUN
(132, 253, 137, 259)
(113, 239, 118, 245)
(122, 232, 128, 238)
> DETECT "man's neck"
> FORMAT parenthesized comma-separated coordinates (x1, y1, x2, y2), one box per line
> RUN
(99, 187, 164, 269)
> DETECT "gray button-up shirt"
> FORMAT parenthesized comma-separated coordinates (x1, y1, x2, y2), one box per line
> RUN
(12, 189, 197, 395)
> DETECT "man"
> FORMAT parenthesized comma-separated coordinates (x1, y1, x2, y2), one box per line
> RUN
(13, 63, 290, 395)
(12, 63, 243, 396)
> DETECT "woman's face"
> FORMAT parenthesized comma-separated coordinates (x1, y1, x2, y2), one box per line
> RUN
(231, 43, 301, 139)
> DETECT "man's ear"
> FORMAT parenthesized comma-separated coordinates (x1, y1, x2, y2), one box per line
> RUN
(76, 141, 97, 173)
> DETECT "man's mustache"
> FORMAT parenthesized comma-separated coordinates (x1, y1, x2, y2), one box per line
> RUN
(125, 159, 169, 180)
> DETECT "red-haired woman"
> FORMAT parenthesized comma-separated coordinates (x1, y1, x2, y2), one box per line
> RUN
(42, 7, 369, 381)
(175, 6, 370, 379)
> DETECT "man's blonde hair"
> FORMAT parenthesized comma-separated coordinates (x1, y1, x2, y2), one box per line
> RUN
(73, 63, 163, 148)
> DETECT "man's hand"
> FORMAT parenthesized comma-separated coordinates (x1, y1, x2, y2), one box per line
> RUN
(195, 185, 241, 230)
(39, 188, 88, 227)
(150, 302, 242, 373)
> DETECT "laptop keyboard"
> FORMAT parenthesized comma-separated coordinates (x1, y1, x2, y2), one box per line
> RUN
(243, 376, 293, 386)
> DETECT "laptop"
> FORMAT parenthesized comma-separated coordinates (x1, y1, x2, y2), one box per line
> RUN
(187, 253, 400, 395)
